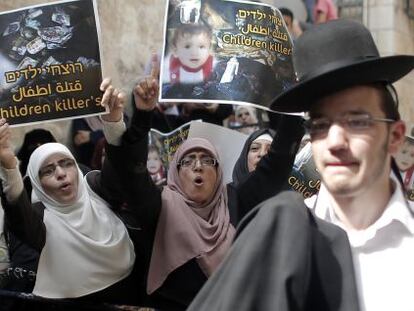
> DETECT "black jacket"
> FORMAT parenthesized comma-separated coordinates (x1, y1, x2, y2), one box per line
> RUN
(187, 191, 360, 311)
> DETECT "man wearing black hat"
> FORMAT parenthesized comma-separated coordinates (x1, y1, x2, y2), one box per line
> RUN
(272, 19, 414, 310)
(186, 19, 413, 311)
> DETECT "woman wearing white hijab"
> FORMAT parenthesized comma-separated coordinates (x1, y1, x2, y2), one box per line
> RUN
(234, 105, 259, 135)
(0, 81, 138, 305)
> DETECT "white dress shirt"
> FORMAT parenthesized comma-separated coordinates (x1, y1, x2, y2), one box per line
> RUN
(306, 182, 414, 311)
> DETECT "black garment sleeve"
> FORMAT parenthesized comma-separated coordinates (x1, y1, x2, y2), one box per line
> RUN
(234, 115, 305, 222)
(1, 189, 46, 252)
(87, 145, 126, 209)
(105, 108, 162, 238)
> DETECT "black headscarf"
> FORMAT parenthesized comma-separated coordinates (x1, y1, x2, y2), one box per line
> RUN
(17, 129, 56, 175)
(231, 128, 275, 187)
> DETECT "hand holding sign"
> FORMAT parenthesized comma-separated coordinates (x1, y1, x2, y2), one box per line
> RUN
(0, 119, 17, 169)
(100, 77, 125, 123)
(133, 53, 159, 111)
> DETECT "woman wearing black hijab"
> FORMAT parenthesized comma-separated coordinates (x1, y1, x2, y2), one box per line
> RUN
(227, 114, 305, 225)
(17, 129, 56, 176)
(231, 128, 275, 186)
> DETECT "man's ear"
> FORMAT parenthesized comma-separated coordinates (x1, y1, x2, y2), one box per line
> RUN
(389, 120, 406, 155)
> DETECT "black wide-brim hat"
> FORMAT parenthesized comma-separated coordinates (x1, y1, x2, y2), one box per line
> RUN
(270, 19, 414, 112)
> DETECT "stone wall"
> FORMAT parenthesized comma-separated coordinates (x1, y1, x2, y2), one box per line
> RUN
(366, 0, 414, 125)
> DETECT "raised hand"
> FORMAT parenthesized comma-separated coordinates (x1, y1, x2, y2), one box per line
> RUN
(0, 119, 16, 169)
(133, 53, 159, 111)
(100, 77, 126, 122)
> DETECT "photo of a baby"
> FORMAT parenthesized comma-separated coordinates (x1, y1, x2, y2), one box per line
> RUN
(159, 0, 295, 108)
(147, 145, 167, 186)
(164, 23, 214, 85)
(395, 134, 414, 192)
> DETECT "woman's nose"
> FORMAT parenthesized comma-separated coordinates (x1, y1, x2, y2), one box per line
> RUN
(258, 146, 268, 157)
(54, 165, 67, 177)
(193, 159, 203, 170)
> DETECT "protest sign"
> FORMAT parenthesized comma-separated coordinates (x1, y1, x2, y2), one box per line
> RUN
(288, 141, 321, 199)
(159, 0, 294, 111)
(395, 122, 414, 201)
(148, 120, 193, 186)
(0, 0, 104, 127)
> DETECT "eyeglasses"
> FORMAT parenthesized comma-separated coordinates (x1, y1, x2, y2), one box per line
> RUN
(39, 158, 76, 178)
(178, 155, 218, 169)
(304, 113, 396, 136)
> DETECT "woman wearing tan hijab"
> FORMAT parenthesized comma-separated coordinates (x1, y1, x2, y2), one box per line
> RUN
(104, 56, 304, 310)
(102, 63, 237, 309)
(107, 116, 235, 310)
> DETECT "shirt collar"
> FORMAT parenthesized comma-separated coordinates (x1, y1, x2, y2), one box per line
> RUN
(306, 180, 414, 247)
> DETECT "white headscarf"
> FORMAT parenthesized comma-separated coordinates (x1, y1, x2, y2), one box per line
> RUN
(27, 143, 135, 298)
(235, 106, 259, 135)
(253, 133, 273, 143)
(0, 206, 10, 280)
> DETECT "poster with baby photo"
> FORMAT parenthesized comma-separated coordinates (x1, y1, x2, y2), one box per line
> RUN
(395, 123, 414, 201)
(288, 140, 321, 199)
(0, 0, 104, 127)
(148, 121, 193, 186)
(159, 0, 294, 111)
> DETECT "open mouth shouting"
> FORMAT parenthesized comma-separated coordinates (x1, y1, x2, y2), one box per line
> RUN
(59, 182, 72, 192)
(194, 175, 204, 186)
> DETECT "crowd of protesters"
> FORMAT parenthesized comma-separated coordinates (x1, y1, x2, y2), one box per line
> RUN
(1, 1, 414, 311)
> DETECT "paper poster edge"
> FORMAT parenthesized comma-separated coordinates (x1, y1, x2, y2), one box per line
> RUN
(9, 110, 107, 128)
(0, 0, 87, 16)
